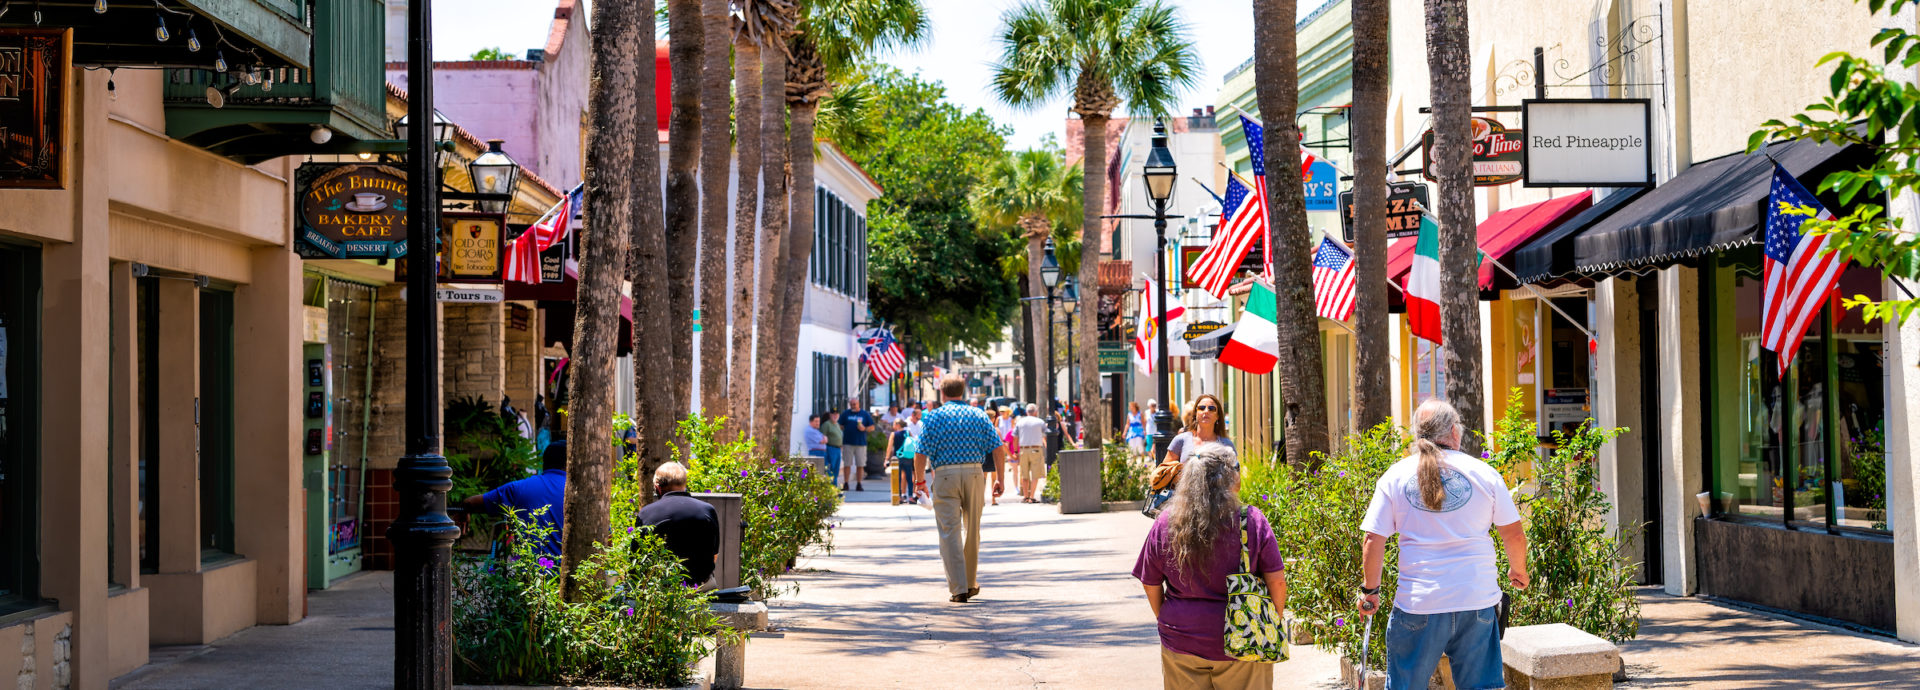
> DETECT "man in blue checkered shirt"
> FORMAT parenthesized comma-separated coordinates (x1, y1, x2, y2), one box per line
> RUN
(913, 374, 1007, 603)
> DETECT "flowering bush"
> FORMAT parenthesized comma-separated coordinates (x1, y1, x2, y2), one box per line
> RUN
(679, 414, 841, 597)
(1101, 439, 1150, 502)
(451, 452, 728, 686)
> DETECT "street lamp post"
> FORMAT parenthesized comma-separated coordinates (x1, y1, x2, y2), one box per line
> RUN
(1142, 120, 1178, 462)
(1039, 240, 1063, 460)
(1061, 277, 1078, 447)
(393, 0, 459, 685)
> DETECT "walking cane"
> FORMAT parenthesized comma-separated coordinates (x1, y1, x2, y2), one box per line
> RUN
(1356, 617, 1374, 690)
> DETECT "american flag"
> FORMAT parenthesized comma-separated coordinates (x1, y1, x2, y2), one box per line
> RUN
(1311, 236, 1356, 320)
(504, 183, 582, 284)
(1762, 163, 1847, 375)
(1186, 173, 1266, 297)
(858, 327, 906, 384)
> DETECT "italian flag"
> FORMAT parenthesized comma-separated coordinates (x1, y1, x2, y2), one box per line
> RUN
(1406, 215, 1443, 344)
(1219, 282, 1280, 374)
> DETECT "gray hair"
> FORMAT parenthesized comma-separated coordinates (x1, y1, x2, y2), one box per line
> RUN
(1025, 403, 1039, 415)
(653, 461, 689, 491)
(1411, 399, 1463, 511)
(1162, 443, 1242, 575)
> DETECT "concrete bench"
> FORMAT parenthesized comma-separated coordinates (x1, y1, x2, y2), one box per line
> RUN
(1501, 623, 1620, 690)
(708, 601, 767, 690)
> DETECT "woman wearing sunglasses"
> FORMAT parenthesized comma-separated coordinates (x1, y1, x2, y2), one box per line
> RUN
(1165, 394, 1231, 465)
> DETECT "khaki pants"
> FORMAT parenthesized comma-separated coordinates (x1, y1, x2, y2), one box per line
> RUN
(1018, 446, 1045, 481)
(931, 464, 985, 595)
(1159, 648, 1273, 690)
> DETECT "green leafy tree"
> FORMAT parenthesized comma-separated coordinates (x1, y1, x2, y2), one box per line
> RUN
(1751, 0, 1920, 324)
(991, 0, 1199, 442)
(837, 69, 1022, 355)
(971, 146, 1083, 412)
(468, 47, 514, 61)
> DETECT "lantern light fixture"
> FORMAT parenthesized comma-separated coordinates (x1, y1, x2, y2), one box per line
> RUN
(1142, 120, 1177, 203)
(468, 139, 521, 214)
(1041, 239, 1062, 289)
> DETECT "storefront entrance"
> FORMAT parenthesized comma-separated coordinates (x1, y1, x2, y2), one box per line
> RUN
(1637, 274, 1664, 585)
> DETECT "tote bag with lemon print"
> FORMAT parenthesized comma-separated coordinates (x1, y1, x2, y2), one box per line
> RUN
(1224, 508, 1287, 663)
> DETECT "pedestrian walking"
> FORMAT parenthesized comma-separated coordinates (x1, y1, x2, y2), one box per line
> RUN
(1144, 399, 1161, 438)
(907, 407, 925, 438)
(1127, 401, 1149, 459)
(1358, 399, 1529, 690)
(821, 409, 845, 490)
(841, 398, 875, 490)
(913, 374, 1007, 603)
(1014, 404, 1048, 502)
(1133, 444, 1287, 689)
(1146, 395, 1233, 518)
(886, 420, 920, 502)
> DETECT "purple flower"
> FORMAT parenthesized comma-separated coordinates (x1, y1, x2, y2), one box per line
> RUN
(741, 469, 749, 477)
(772, 505, 780, 513)
(627, 526, 635, 533)
(1334, 617, 1346, 627)
(622, 606, 635, 616)
(1481, 451, 1492, 459)
(1564, 599, 1573, 608)
(1338, 471, 1347, 478)
(537, 557, 556, 570)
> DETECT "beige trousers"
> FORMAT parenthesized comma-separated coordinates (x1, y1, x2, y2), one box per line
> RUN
(931, 464, 985, 595)
(1160, 648, 1274, 690)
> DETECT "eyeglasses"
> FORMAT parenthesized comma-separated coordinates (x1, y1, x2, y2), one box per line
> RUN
(1196, 405, 1219, 412)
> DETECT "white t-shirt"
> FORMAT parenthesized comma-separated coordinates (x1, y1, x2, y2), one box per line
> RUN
(1014, 415, 1048, 447)
(1359, 449, 1521, 615)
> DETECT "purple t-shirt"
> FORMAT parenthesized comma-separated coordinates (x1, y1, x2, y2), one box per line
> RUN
(1132, 505, 1285, 661)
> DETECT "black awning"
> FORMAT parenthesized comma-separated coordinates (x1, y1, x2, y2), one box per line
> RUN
(1566, 135, 1870, 275)
(1189, 324, 1233, 360)
(1513, 186, 1648, 284)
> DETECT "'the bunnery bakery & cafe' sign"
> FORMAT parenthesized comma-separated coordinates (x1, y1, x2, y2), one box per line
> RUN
(0, 28, 69, 189)
(1423, 117, 1525, 186)
(296, 164, 410, 259)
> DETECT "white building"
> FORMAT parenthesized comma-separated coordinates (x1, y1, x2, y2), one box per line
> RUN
(787, 143, 884, 453)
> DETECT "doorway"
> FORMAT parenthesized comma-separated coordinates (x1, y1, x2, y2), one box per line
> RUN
(1636, 274, 1664, 585)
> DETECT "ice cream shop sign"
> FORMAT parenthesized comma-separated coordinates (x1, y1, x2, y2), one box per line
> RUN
(295, 164, 410, 259)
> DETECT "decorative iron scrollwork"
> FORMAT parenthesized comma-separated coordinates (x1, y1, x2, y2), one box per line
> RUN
(1554, 14, 1663, 87)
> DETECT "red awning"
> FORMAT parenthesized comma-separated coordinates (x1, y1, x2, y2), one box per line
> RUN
(1386, 191, 1593, 295)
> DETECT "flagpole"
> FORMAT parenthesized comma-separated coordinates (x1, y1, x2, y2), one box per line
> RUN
(1409, 199, 1595, 341)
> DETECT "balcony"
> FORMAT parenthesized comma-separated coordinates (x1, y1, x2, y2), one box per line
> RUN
(160, 0, 387, 163)
(0, 1, 311, 68)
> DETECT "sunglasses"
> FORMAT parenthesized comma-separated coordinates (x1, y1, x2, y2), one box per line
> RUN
(1195, 404, 1219, 412)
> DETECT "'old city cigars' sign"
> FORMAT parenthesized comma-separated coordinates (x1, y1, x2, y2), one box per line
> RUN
(1423, 117, 1524, 186)
(0, 29, 69, 189)
(440, 212, 503, 283)
(296, 164, 410, 259)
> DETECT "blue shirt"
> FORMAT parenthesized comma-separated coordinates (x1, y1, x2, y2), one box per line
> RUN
(917, 401, 1002, 469)
(482, 469, 567, 557)
(841, 408, 875, 446)
(803, 425, 827, 451)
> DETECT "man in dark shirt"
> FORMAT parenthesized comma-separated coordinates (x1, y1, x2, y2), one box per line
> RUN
(460, 439, 568, 557)
(841, 397, 877, 484)
(638, 462, 719, 587)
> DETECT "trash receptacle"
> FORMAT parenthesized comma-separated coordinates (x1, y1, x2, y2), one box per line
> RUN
(1056, 449, 1102, 514)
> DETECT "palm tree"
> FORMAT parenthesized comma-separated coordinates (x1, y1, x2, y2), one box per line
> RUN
(1350, 0, 1391, 429)
(630, 0, 674, 503)
(697, 0, 731, 423)
(1252, 0, 1329, 463)
(991, 0, 1198, 443)
(664, 0, 703, 422)
(726, 3, 769, 437)
(971, 148, 1083, 414)
(751, 4, 797, 450)
(1425, 0, 1483, 452)
(562, 0, 639, 601)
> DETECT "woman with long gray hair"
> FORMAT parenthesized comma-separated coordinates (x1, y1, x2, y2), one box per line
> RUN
(1357, 399, 1529, 690)
(1133, 444, 1286, 689)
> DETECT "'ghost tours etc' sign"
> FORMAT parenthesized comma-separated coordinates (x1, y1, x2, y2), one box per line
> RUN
(0, 28, 69, 189)
(1423, 117, 1525, 187)
(1339, 181, 1430, 241)
(296, 164, 410, 259)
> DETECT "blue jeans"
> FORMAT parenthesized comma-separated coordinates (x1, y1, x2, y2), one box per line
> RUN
(1385, 605, 1504, 690)
(823, 446, 842, 480)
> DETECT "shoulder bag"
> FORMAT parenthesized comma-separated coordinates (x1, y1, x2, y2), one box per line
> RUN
(1224, 507, 1288, 663)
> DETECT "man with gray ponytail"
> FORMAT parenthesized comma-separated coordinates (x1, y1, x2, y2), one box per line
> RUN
(1357, 399, 1528, 690)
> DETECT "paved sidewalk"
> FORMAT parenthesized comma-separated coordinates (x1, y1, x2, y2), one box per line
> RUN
(112, 569, 394, 689)
(1615, 590, 1920, 688)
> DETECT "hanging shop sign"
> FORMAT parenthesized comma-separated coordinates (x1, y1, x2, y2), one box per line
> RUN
(1097, 342, 1129, 373)
(0, 28, 70, 189)
(296, 164, 410, 259)
(440, 212, 504, 283)
(1182, 320, 1226, 341)
(1188, 324, 1232, 360)
(1422, 117, 1525, 186)
(1520, 99, 1653, 188)
(436, 286, 504, 303)
(1302, 160, 1339, 212)
(1339, 181, 1430, 241)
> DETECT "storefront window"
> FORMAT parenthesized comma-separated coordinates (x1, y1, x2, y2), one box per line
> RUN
(138, 277, 159, 573)
(0, 245, 41, 615)
(200, 289, 236, 558)
(1412, 338, 1447, 404)
(1707, 249, 1887, 533)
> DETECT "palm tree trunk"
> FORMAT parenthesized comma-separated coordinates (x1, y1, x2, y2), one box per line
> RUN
(1425, 0, 1484, 452)
(697, 0, 732, 423)
(1253, 0, 1330, 464)
(1350, 0, 1391, 430)
(1023, 222, 1050, 409)
(753, 46, 792, 450)
(1075, 115, 1107, 443)
(562, 0, 638, 601)
(767, 100, 819, 458)
(666, 0, 704, 425)
(1019, 273, 1037, 404)
(632, 0, 673, 504)
(728, 38, 764, 439)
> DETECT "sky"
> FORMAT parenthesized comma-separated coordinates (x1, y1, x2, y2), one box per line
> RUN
(432, 0, 1324, 151)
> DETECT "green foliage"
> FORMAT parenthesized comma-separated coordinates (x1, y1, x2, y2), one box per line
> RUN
(803, 0, 930, 80)
(1241, 423, 1406, 669)
(468, 47, 514, 61)
(445, 395, 539, 503)
(1751, 0, 1920, 324)
(452, 455, 728, 686)
(1041, 462, 1061, 503)
(990, 0, 1201, 119)
(1101, 439, 1149, 502)
(1849, 424, 1889, 530)
(679, 415, 842, 598)
(835, 68, 1022, 355)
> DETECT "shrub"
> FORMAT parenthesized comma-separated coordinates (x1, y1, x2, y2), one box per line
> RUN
(451, 452, 728, 687)
(445, 394, 539, 502)
(679, 414, 841, 597)
(1101, 439, 1150, 502)
(1041, 462, 1060, 503)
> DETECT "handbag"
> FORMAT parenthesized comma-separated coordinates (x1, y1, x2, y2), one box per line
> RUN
(1142, 486, 1175, 518)
(1224, 507, 1288, 663)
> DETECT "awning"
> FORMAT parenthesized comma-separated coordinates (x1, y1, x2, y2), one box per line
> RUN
(1564, 135, 1870, 275)
(1189, 323, 1233, 360)
(1386, 191, 1594, 297)
(1512, 187, 1649, 284)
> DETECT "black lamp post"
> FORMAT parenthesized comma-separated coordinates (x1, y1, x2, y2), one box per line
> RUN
(1142, 119, 1178, 462)
(1060, 277, 1079, 447)
(1039, 239, 1063, 459)
(393, 0, 459, 685)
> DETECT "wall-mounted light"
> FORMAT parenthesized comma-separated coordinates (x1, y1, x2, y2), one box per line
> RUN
(130, 263, 210, 288)
(310, 126, 332, 145)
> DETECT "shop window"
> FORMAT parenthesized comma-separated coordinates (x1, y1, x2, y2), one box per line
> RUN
(1411, 337, 1447, 405)
(1540, 297, 1593, 438)
(1706, 249, 1888, 533)
(0, 245, 41, 615)
(138, 278, 159, 572)
(200, 289, 236, 558)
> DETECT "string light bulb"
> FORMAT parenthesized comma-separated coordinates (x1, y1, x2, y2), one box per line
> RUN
(92, 0, 105, 13)
(154, 14, 168, 41)
(213, 50, 226, 73)
(187, 29, 200, 52)
(0, 3, 9, 20)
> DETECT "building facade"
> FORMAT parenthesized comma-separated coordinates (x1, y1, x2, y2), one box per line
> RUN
(789, 143, 882, 452)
